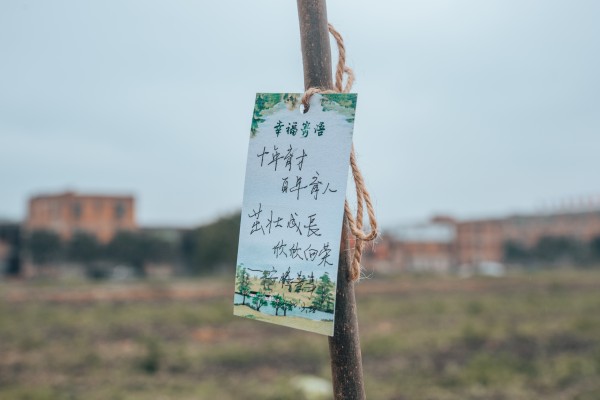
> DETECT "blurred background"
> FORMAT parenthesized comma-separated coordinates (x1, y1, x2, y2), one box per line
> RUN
(1, 1, 599, 399)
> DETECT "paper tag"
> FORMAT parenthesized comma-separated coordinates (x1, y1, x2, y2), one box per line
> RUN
(234, 93, 357, 336)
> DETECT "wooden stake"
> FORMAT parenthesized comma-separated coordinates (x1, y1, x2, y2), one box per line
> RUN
(296, 1, 366, 398)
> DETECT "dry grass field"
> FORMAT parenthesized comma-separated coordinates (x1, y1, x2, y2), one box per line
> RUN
(1, 269, 599, 399)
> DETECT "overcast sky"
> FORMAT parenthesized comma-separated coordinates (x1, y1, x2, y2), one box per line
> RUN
(1, 0, 599, 227)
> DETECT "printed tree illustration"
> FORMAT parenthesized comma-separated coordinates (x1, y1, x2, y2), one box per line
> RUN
(311, 272, 335, 313)
(281, 297, 297, 317)
(251, 291, 268, 312)
(270, 294, 297, 316)
(236, 265, 251, 306)
(270, 294, 285, 316)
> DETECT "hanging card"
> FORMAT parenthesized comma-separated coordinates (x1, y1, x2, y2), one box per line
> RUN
(234, 93, 357, 336)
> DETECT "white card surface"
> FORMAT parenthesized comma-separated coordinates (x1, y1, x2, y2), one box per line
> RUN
(234, 93, 357, 336)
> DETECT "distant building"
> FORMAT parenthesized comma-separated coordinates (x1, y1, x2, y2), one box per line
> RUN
(455, 218, 503, 266)
(366, 218, 455, 273)
(456, 210, 600, 266)
(365, 208, 600, 274)
(25, 191, 136, 243)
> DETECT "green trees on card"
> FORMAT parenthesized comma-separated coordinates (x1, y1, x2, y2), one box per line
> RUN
(251, 292, 268, 312)
(236, 265, 251, 306)
(312, 272, 335, 313)
(270, 294, 297, 316)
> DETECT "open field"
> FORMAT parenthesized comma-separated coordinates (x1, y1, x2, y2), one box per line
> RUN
(1, 269, 600, 399)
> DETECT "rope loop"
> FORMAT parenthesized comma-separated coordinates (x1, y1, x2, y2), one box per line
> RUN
(302, 23, 378, 282)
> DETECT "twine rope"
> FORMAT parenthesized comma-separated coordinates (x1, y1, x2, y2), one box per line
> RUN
(301, 23, 378, 282)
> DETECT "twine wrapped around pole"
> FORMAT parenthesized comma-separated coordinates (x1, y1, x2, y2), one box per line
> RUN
(301, 23, 378, 282)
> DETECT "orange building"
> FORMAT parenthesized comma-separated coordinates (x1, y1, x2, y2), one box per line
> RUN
(365, 221, 455, 273)
(25, 191, 136, 243)
(455, 219, 503, 266)
(365, 208, 600, 273)
(456, 210, 600, 265)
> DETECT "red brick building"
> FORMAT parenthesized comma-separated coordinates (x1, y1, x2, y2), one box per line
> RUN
(365, 220, 455, 273)
(25, 191, 136, 243)
(365, 208, 600, 273)
(456, 210, 600, 265)
(455, 218, 503, 266)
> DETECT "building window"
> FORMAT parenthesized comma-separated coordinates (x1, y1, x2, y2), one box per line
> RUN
(114, 202, 126, 220)
(72, 202, 82, 220)
(51, 201, 60, 219)
(94, 200, 103, 214)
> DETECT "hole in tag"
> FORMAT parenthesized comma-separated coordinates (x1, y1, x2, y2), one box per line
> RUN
(300, 103, 309, 114)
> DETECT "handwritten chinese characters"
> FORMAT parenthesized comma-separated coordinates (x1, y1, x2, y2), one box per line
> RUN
(256, 144, 338, 201)
(274, 120, 326, 137)
(248, 204, 332, 267)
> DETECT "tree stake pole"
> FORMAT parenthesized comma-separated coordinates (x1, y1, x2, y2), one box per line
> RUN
(296, 1, 366, 398)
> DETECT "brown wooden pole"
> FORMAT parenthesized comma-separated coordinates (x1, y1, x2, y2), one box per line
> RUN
(296, 0, 333, 90)
(296, 1, 366, 399)
(328, 224, 366, 400)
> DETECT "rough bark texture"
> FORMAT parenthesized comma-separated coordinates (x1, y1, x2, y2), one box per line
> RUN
(328, 222, 366, 400)
(296, 0, 333, 90)
(296, 1, 366, 398)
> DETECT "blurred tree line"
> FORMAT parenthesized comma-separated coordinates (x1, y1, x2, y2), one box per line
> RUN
(504, 235, 600, 267)
(27, 230, 178, 276)
(25, 212, 241, 277)
(181, 212, 240, 275)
